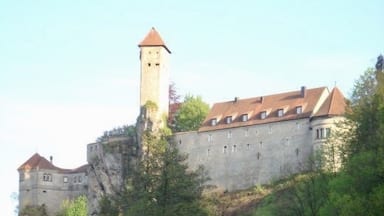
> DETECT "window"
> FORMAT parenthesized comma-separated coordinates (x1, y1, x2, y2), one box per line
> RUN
(79, 176, 82, 183)
(63, 176, 68, 183)
(208, 134, 213, 142)
(326, 128, 331, 138)
(74, 176, 77, 183)
(225, 116, 232, 124)
(247, 144, 250, 150)
(277, 109, 284, 117)
(245, 128, 249, 137)
(227, 131, 232, 139)
(211, 118, 217, 126)
(316, 128, 331, 139)
(295, 148, 300, 156)
(43, 173, 52, 182)
(178, 139, 182, 145)
(296, 106, 303, 114)
(223, 145, 228, 153)
(147, 63, 151, 67)
(260, 111, 267, 119)
(207, 149, 210, 156)
(268, 126, 272, 134)
(257, 152, 261, 160)
(155, 63, 160, 66)
(232, 145, 237, 153)
(241, 114, 248, 122)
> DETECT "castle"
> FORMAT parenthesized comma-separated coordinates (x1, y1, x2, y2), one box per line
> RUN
(17, 28, 346, 215)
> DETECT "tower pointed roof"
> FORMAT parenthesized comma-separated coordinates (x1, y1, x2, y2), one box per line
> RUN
(314, 87, 346, 117)
(138, 27, 171, 53)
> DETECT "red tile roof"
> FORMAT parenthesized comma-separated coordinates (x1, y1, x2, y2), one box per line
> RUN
(314, 87, 346, 117)
(138, 27, 171, 53)
(17, 153, 88, 173)
(199, 87, 345, 132)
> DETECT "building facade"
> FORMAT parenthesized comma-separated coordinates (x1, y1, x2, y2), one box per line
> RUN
(17, 28, 347, 215)
(18, 153, 88, 216)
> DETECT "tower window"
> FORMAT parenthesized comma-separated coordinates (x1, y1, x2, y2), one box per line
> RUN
(147, 63, 151, 67)
(223, 145, 228, 153)
(155, 63, 160, 66)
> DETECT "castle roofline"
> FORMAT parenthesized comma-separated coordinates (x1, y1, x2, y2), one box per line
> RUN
(313, 87, 346, 118)
(17, 153, 88, 173)
(138, 27, 171, 53)
(199, 86, 346, 132)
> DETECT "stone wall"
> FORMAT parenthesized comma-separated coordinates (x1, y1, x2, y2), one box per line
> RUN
(175, 118, 316, 191)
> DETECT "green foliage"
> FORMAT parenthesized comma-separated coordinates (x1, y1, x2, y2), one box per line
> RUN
(99, 130, 209, 216)
(144, 100, 158, 112)
(56, 195, 87, 216)
(19, 204, 48, 216)
(174, 95, 209, 132)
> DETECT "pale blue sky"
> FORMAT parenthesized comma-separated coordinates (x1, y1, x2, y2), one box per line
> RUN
(0, 0, 383, 215)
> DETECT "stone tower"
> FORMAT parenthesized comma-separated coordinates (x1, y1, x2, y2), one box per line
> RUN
(138, 27, 171, 127)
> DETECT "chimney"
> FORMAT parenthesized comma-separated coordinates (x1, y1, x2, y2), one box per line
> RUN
(50, 156, 53, 164)
(300, 86, 306, 98)
(260, 96, 264, 103)
(234, 97, 239, 103)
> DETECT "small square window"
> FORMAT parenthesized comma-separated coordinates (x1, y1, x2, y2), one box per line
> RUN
(211, 118, 217, 126)
(227, 131, 232, 139)
(260, 111, 267, 119)
(241, 114, 248, 122)
(277, 109, 284, 117)
(225, 116, 232, 124)
(63, 176, 68, 183)
(296, 106, 303, 114)
(208, 134, 213, 142)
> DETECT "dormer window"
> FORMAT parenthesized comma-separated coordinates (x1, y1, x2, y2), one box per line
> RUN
(260, 111, 267, 119)
(225, 116, 232, 124)
(211, 118, 217, 126)
(241, 114, 248, 122)
(296, 106, 303, 114)
(277, 109, 284, 117)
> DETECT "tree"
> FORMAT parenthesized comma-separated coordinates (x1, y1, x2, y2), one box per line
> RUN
(56, 195, 87, 216)
(174, 95, 209, 132)
(125, 131, 208, 216)
(318, 58, 384, 215)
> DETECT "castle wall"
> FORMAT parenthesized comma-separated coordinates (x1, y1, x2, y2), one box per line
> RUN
(19, 168, 87, 216)
(175, 118, 314, 191)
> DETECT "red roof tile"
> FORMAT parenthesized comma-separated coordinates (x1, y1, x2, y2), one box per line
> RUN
(199, 87, 331, 132)
(138, 27, 171, 53)
(314, 87, 346, 117)
(17, 153, 88, 173)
